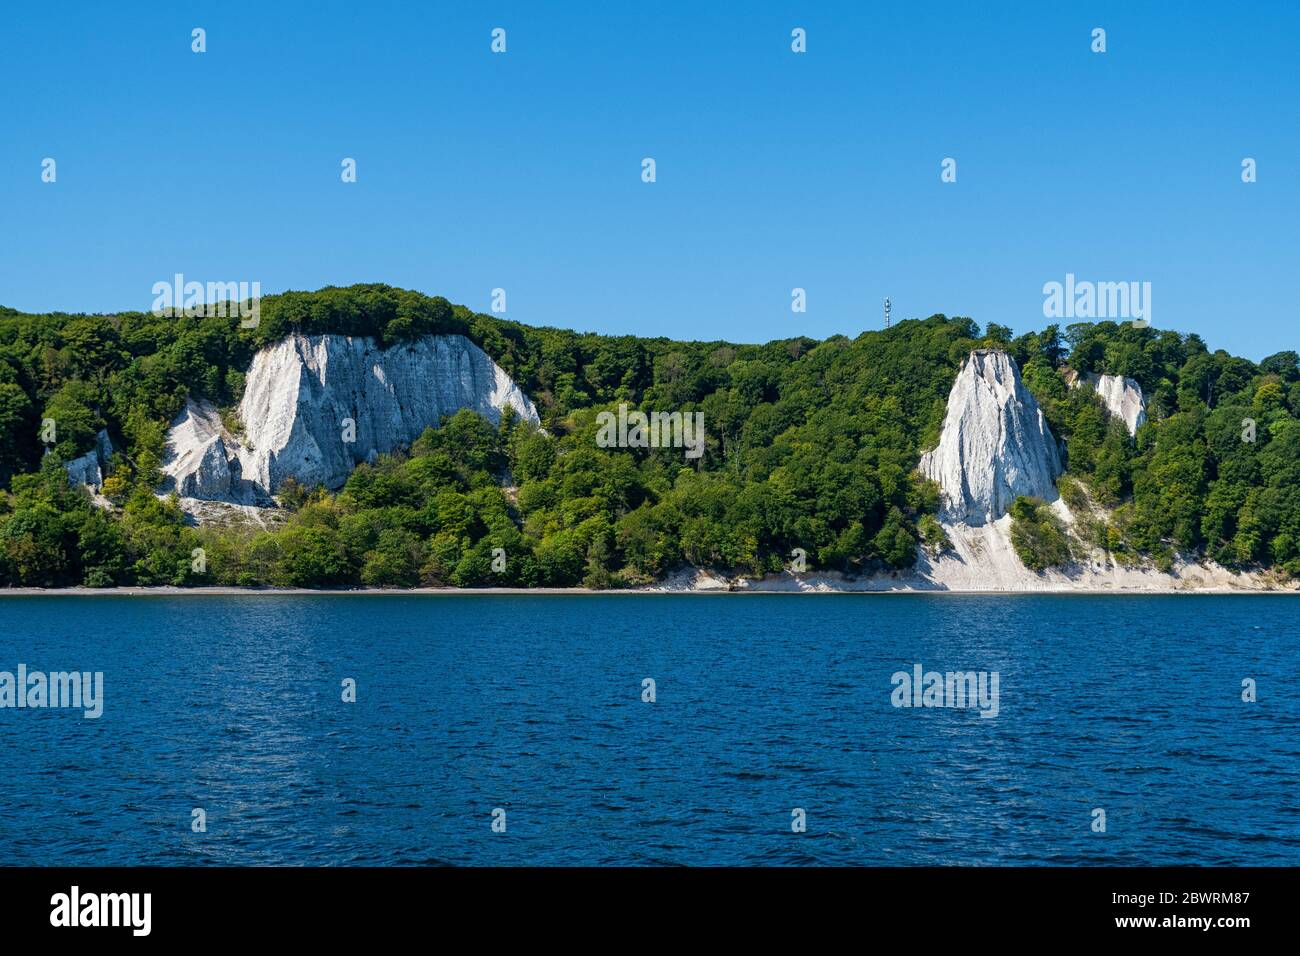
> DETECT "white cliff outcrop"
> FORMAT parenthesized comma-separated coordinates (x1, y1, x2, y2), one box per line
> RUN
(1065, 369, 1146, 436)
(64, 429, 115, 490)
(869, 350, 1271, 590)
(919, 350, 1063, 525)
(160, 333, 540, 506)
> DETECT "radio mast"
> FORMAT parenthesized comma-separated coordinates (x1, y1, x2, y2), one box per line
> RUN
(884, 297, 891, 329)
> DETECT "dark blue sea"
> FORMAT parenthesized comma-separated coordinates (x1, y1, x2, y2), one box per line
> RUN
(1, 594, 1297, 866)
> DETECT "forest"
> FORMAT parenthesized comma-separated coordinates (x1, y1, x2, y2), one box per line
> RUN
(1, 283, 1298, 587)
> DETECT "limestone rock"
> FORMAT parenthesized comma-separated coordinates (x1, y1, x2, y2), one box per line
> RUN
(919, 350, 1063, 525)
(64, 429, 115, 491)
(1065, 369, 1146, 436)
(160, 333, 539, 505)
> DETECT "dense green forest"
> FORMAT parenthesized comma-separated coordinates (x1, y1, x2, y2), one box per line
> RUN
(1, 284, 1298, 588)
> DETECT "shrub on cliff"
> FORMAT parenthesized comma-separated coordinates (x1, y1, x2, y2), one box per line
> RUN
(1009, 496, 1072, 571)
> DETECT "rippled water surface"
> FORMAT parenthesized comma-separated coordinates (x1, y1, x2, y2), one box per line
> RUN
(1, 594, 1297, 865)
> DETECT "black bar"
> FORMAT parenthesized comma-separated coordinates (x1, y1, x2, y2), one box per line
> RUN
(0, 866, 1283, 942)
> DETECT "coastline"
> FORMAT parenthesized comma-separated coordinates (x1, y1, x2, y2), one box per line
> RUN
(2, 583, 1297, 597)
(4, 542, 1295, 598)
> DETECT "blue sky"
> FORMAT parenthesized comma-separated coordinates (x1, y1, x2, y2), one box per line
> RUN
(1, 1, 1296, 358)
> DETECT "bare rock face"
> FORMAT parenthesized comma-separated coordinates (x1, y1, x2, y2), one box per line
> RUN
(160, 333, 540, 504)
(1065, 369, 1146, 436)
(64, 429, 115, 491)
(163, 401, 241, 500)
(919, 350, 1063, 525)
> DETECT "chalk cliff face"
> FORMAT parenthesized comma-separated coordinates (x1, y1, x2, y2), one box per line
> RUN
(1066, 369, 1146, 436)
(64, 429, 115, 490)
(919, 350, 1063, 525)
(160, 333, 540, 504)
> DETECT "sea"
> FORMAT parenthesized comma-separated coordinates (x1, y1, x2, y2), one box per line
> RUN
(1, 593, 1296, 865)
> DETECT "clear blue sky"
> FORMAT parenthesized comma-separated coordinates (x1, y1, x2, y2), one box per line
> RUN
(1, 1, 1296, 359)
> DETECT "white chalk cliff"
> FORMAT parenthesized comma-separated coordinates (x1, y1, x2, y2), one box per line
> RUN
(64, 429, 115, 490)
(160, 333, 539, 505)
(919, 350, 1063, 525)
(1065, 369, 1146, 436)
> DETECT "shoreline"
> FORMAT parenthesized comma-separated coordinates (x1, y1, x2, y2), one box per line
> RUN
(2, 585, 1297, 597)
